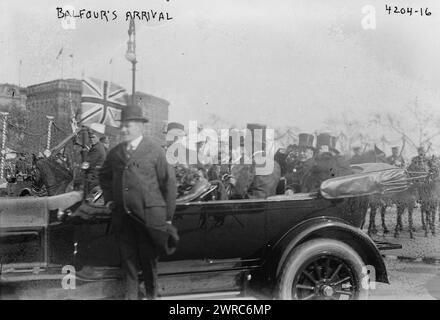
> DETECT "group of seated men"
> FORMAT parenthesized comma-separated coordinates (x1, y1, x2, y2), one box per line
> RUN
(166, 126, 353, 201)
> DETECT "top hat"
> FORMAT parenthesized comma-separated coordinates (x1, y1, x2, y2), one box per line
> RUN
(246, 123, 267, 143)
(298, 133, 315, 150)
(316, 133, 332, 153)
(121, 105, 149, 123)
(330, 136, 339, 154)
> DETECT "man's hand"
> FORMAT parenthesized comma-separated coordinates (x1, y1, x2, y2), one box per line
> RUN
(166, 220, 172, 225)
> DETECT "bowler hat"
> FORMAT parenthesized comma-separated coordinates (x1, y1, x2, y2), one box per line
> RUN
(121, 105, 149, 123)
(166, 122, 185, 135)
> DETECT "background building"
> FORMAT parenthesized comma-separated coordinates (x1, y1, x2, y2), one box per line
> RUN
(0, 84, 27, 112)
(0, 79, 169, 156)
(26, 79, 82, 153)
(0, 84, 28, 153)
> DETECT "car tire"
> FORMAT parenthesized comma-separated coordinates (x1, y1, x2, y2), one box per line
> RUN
(276, 238, 369, 300)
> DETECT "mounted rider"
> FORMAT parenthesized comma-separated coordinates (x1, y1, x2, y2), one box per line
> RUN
(386, 146, 405, 168)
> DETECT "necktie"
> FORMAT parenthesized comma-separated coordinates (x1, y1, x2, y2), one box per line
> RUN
(126, 143, 134, 158)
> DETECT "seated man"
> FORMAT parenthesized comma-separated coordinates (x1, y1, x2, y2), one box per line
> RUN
(246, 149, 282, 199)
(247, 160, 281, 199)
(285, 134, 316, 194)
(302, 149, 352, 193)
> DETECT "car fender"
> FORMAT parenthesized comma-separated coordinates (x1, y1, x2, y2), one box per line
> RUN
(265, 216, 388, 284)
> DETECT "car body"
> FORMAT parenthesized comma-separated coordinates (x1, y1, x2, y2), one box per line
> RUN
(0, 167, 395, 300)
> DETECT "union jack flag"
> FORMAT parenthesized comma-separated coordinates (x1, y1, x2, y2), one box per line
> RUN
(80, 77, 127, 128)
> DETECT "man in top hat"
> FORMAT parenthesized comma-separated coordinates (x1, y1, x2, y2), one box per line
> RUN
(316, 133, 332, 156)
(99, 105, 177, 300)
(386, 146, 405, 168)
(302, 134, 352, 193)
(284, 133, 316, 193)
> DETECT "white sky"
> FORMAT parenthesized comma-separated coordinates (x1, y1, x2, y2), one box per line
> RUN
(1, 0, 440, 141)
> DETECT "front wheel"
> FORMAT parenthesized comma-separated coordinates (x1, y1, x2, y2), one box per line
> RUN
(276, 239, 368, 300)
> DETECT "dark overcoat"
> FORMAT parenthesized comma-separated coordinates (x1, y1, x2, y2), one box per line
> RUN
(87, 142, 107, 169)
(99, 137, 177, 238)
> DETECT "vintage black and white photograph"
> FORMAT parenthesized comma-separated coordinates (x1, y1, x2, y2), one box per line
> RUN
(1, 0, 440, 303)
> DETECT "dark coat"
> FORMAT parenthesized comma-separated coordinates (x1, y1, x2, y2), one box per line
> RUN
(99, 137, 177, 234)
(87, 142, 107, 169)
(350, 154, 364, 164)
(285, 158, 316, 193)
(302, 153, 353, 192)
(247, 162, 282, 199)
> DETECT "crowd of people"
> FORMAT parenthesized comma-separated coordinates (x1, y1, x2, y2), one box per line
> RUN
(164, 127, 355, 201)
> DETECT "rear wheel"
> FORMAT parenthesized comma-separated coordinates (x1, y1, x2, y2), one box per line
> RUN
(276, 239, 368, 300)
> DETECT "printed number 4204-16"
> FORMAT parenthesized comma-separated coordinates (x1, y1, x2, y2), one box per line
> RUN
(385, 5, 432, 16)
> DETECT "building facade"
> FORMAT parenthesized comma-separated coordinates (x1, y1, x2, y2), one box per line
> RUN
(26, 79, 82, 153)
(7, 78, 169, 154)
(0, 84, 27, 112)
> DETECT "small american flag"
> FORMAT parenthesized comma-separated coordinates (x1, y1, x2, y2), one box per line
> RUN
(80, 77, 127, 128)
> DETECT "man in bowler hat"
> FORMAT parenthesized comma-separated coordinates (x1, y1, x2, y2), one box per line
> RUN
(99, 105, 177, 300)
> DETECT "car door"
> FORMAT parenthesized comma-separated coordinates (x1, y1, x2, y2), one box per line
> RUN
(203, 199, 267, 268)
(72, 202, 209, 273)
(159, 202, 208, 272)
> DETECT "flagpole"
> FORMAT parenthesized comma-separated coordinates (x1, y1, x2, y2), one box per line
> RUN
(109, 58, 114, 85)
(18, 60, 22, 87)
(70, 54, 74, 78)
(125, 18, 137, 106)
(61, 51, 64, 79)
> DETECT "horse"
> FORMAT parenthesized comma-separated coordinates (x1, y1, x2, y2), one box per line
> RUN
(408, 155, 440, 237)
(353, 150, 419, 238)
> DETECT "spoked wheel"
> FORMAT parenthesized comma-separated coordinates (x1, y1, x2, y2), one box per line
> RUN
(293, 255, 357, 300)
(277, 239, 368, 300)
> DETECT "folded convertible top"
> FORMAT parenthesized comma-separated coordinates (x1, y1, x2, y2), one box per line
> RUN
(320, 163, 411, 199)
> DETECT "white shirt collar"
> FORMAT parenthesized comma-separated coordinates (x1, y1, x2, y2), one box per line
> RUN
(129, 135, 143, 151)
